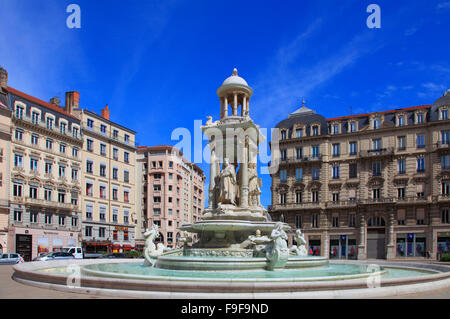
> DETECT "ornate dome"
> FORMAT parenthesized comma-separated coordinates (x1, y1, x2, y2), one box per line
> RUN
(222, 68, 249, 86)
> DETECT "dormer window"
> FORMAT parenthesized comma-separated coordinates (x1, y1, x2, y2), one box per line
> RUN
(397, 115, 405, 127)
(296, 128, 303, 138)
(333, 124, 339, 134)
(46, 117, 53, 130)
(312, 126, 319, 136)
(32, 111, 40, 125)
(349, 121, 357, 133)
(281, 130, 287, 140)
(441, 108, 448, 120)
(15, 105, 24, 119)
(373, 118, 380, 129)
(416, 112, 424, 124)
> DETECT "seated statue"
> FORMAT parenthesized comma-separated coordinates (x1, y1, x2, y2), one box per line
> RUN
(218, 158, 237, 206)
(290, 229, 307, 256)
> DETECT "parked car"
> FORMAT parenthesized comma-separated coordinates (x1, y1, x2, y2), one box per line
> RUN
(102, 253, 130, 259)
(0, 253, 24, 264)
(62, 247, 83, 259)
(32, 251, 75, 261)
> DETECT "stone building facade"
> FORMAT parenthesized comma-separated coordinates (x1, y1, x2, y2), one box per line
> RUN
(136, 145, 205, 248)
(5, 85, 83, 261)
(269, 93, 450, 260)
(73, 105, 137, 254)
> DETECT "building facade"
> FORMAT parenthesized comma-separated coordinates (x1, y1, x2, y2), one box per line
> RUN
(270, 93, 450, 260)
(136, 145, 205, 248)
(5, 84, 83, 261)
(73, 105, 137, 254)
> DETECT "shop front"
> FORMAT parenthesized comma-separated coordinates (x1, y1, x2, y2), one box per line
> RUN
(329, 235, 357, 260)
(437, 232, 450, 259)
(308, 235, 322, 256)
(396, 233, 427, 258)
(84, 242, 110, 255)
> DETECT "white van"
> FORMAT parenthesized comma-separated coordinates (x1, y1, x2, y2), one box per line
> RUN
(63, 247, 83, 259)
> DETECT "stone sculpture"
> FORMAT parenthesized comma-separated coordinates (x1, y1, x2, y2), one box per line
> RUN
(265, 222, 290, 270)
(143, 224, 166, 266)
(218, 158, 237, 205)
(248, 162, 262, 207)
(290, 229, 307, 256)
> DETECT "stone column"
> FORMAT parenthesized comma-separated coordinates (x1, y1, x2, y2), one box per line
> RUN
(240, 145, 249, 208)
(220, 98, 224, 119)
(242, 95, 247, 117)
(224, 97, 228, 118)
(246, 98, 250, 116)
(358, 213, 367, 259)
(208, 146, 216, 210)
(386, 212, 395, 259)
(233, 93, 238, 116)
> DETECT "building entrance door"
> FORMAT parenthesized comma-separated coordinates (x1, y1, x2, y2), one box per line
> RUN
(367, 229, 385, 259)
(16, 234, 32, 261)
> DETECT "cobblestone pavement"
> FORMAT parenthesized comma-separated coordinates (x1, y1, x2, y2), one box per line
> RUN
(1, 264, 450, 299)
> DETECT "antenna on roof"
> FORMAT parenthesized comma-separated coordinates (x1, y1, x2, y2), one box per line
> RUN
(349, 106, 353, 115)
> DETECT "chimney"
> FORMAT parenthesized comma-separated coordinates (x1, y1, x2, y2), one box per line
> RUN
(101, 104, 110, 120)
(50, 97, 60, 106)
(65, 91, 80, 114)
(0, 67, 7, 91)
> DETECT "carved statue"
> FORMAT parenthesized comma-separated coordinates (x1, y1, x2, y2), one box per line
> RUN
(290, 229, 307, 256)
(218, 158, 237, 205)
(265, 222, 290, 270)
(248, 163, 262, 207)
(143, 224, 166, 266)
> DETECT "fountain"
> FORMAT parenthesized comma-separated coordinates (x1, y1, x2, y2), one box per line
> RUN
(11, 69, 450, 298)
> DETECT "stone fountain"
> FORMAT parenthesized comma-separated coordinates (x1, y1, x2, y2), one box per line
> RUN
(144, 68, 328, 271)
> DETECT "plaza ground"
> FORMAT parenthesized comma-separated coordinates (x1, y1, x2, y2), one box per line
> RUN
(0, 263, 449, 299)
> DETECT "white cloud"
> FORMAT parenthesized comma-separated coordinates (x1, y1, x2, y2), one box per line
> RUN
(437, 2, 450, 9)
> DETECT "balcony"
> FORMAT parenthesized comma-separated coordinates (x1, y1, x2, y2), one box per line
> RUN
(359, 197, 394, 205)
(436, 194, 450, 202)
(271, 202, 322, 211)
(435, 141, 450, 152)
(326, 200, 358, 208)
(360, 147, 394, 158)
(25, 197, 79, 211)
(393, 196, 430, 204)
(82, 121, 135, 147)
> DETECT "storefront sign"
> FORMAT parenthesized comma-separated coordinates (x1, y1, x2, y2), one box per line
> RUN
(115, 226, 128, 231)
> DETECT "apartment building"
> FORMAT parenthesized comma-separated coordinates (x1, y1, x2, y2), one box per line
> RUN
(5, 80, 83, 261)
(0, 68, 11, 254)
(136, 145, 205, 248)
(73, 105, 137, 254)
(270, 92, 450, 260)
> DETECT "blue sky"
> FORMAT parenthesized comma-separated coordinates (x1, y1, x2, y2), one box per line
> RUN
(0, 0, 449, 207)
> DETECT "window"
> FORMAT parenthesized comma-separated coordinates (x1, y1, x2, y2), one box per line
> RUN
(349, 214, 356, 227)
(441, 108, 448, 120)
(373, 118, 380, 129)
(100, 144, 106, 156)
(312, 145, 320, 158)
(169, 161, 173, 168)
(99, 227, 106, 238)
(99, 207, 106, 221)
(30, 158, 38, 171)
(398, 209, 406, 225)
(31, 134, 39, 145)
(59, 165, 65, 177)
(86, 183, 93, 196)
(296, 147, 303, 159)
(332, 215, 339, 227)
(72, 147, 78, 158)
(295, 168, 303, 181)
(46, 139, 53, 150)
(44, 189, 52, 201)
(441, 131, 450, 145)
(113, 129, 119, 139)
(397, 115, 405, 126)
(85, 226, 92, 237)
(332, 144, 340, 157)
(60, 122, 66, 134)
(372, 138, 382, 150)
(312, 191, 319, 202)
(86, 205, 93, 220)
(280, 149, 287, 161)
(15, 129, 23, 141)
(372, 162, 381, 176)
(442, 209, 450, 224)
(15, 105, 24, 119)
(312, 126, 319, 136)
(45, 214, 52, 225)
(281, 130, 286, 140)
(112, 188, 118, 200)
(349, 122, 357, 132)
(99, 186, 106, 199)
(153, 209, 161, 215)
(87, 119, 94, 129)
(280, 193, 286, 204)
(13, 183, 23, 197)
(349, 142, 357, 155)
(14, 154, 23, 167)
(86, 160, 93, 173)
(72, 217, 78, 227)
(296, 191, 302, 203)
(124, 152, 129, 163)
(397, 188, 405, 199)
(416, 113, 424, 124)
(333, 124, 339, 134)
(124, 190, 129, 202)
(14, 210, 22, 222)
(113, 209, 118, 222)
(72, 127, 79, 138)
(397, 159, 406, 174)
(332, 193, 339, 202)
(296, 128, 303, 138)
(442, 155, 450, 169)
(332, 166, 340, 179)
(398, 136, 406, 150)
(124, 170, 129, 183)
(113, 168, 118, 180)
(100, 164, 106, 177)
(124, 134, 130, 144)
(295, 215, 302, 228)
(349, 163, 357, 179)
(312, 167, 320, 180)
(29, 186, 38, 199)
(372, 189, 381, 199)
(416, 209, 425, 225)
(100, 124, 106, 134)
(416, 157, 425, 172)
(312, 214, 319, 228)
(279, 169, 287, 182)
(72, 168, 78, 180)
(124, 210, 129, 224)
(30, 212, 38, 223)
(416, 135, 425, 148)
(86, 139, 93, 152)
(59, 215, 65, 226)
(60, 143, 66, 153)
(46, 117, 53, 130)
(113, 148, 118, 160)
(58, 191, 65, 203)
(442, 182, 450, 195)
